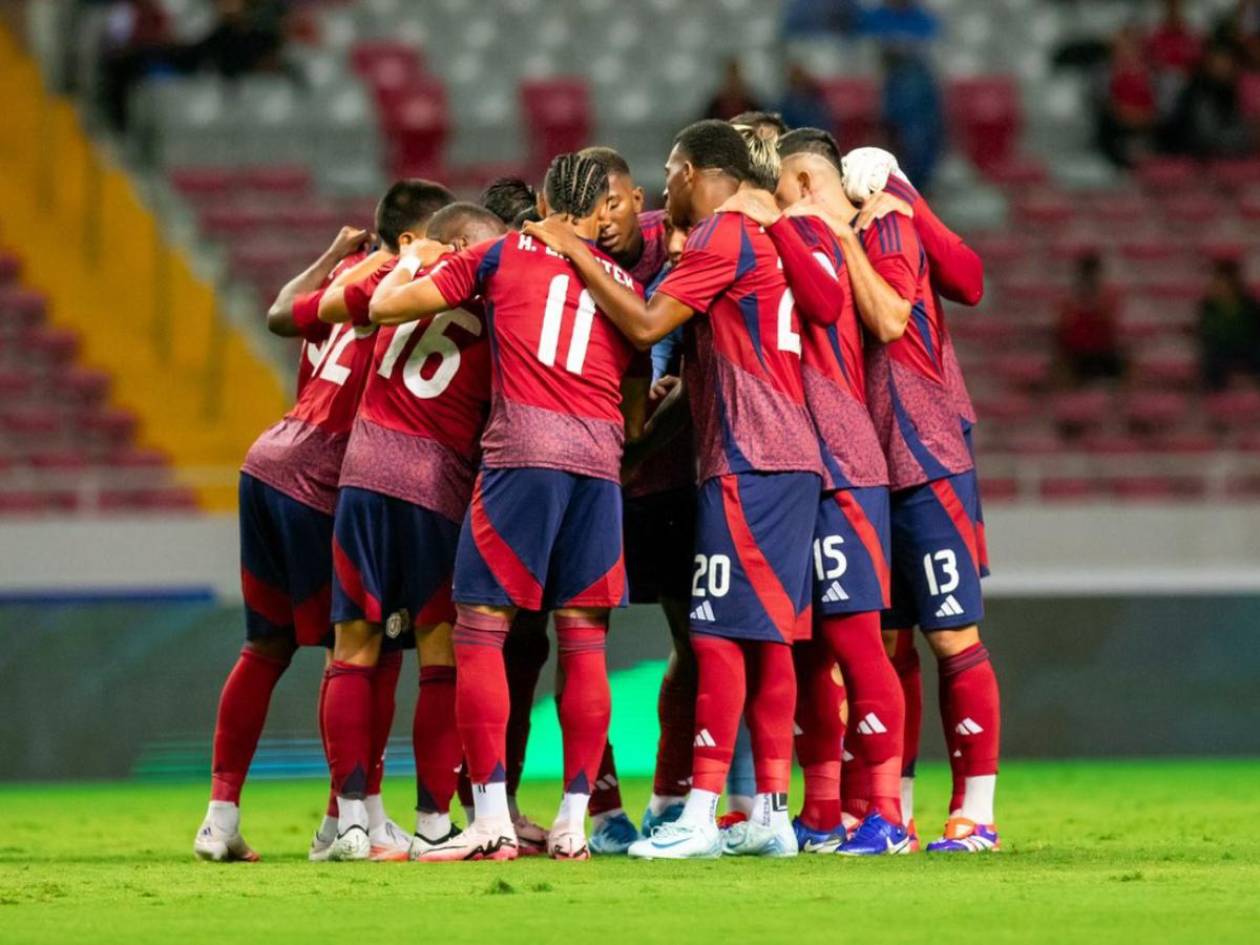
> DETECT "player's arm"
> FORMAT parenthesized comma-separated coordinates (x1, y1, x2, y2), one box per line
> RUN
(317, 250, 395, 324)
(267, 226, 368, 336)
(368, 240, 465, 326)
(766, 218, 845, 327)
(622, 374, 687, 471)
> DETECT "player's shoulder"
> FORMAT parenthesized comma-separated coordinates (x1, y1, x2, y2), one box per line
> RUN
(883, 172, 922, 206)
(329, 250, 367, 284)
(866, 211, 920, 256)
(638, 209, 667, 238)
(684, 211, 744, 253)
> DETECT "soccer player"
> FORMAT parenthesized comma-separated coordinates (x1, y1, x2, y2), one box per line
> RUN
(720, 127, 913, 855)
(315, 202, 505, 862)
(481, 176, 538, 226)
(192, 224, 369, 862)
(370, 153, 642, 861)
(526, 120, 823, 860)
(840, 146, 999, 853)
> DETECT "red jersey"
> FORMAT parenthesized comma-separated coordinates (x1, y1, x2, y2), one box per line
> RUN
(767, 215, 887, 490)
(429, 232, 641, 482)
(655, 212, 822, 484)
(242, 284, 377, 515)
(862, 214, 972, 491)
(336, 260, 491, 523)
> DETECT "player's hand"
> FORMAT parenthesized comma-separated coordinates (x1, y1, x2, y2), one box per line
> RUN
(330, 248, 392, 287)
(645, 374, 684, 435)
(402, 238, 455, 270)
(784, 194, 853, 240)
(522, 215, 582, 258)
(853, 191, 914, 232)
(649, 374, 681, 402)
(716, 187, 781, 227)
(841, 146, 902, 204)
(328, 226, 370, 259)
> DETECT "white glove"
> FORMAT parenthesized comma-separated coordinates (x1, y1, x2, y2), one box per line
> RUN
(841, 147, 910, 204)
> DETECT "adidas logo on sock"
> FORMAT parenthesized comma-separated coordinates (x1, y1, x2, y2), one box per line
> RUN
(596, 775, 619, 790)
(934, 594, 965, 619)
(821, 580, 849, 604)
(856, 713, 887, 736)
(955, 717, 984, 736)
(793, 722, 803, 736)
(694, 728, 717, 748)
(690, 600, 716, 622)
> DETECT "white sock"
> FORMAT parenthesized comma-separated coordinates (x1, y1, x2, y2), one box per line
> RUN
(472, 782, 509, 821)
(507, 794, 521, 820)
(207, 800, 238, 833)
(556, 792, 591, 828)
(590, 806, 622, 828)
(316, 814, 337, 842)
(959, 775, 996, 825)
(337, 797, 368, 834)
(678, 789, 719, 828)
(750, 792, 790, 830)
(415, 810, 451, 840)
(727, 793, 754, 816)
(900, 776, 915, 824)
(364, 793, 387, 831)
(649, 794, 686, 816)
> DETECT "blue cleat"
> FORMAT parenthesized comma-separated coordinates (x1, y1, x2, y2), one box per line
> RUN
(926, 817, 1000, 853)
(639, 802, 684, 838)
(792, 816, 847, 854)
(836, 812, 912, 856)
(721, 819, 798, 858)
(589, 812, 640, 855)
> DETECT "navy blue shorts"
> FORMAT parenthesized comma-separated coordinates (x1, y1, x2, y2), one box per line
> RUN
(331, 487, 461, 648)
(624, 487, 696, 604)
(238, 472, 333, 648)
(453, 468, 627, 611)
(883, 469, 987, 632)
(689, 472, 819, 643)
(813, 485, 892, 616)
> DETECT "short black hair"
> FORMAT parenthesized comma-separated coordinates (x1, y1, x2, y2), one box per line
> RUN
(777, 127, 843, 174)
(672, 120, 751, 181)
(729, 110, 788, 136)
(511, 206, 542, 229)
(543, 152, 610, 218)
(578, 146, 632, 179)
(480, 177, 537, 225)
(375, 179, 456, 251)
(426, 202, 507, 246)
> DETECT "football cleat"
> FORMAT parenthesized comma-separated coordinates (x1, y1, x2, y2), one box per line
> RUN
(328, 824, 372, 861)
(628, 820, 723, 860)
(308, 818, 337, 862)
(721, 819, 798, 858)
(589, 812, 639, 855)
(926, 817, 1000, 853)
(792, 816, 847, 854)
(408, 825, 462, 860)
(416, 818, 519, 862)
(716, 810, 748, 829)
(906, 818, 921, 853)
(368, 818, 413, 862)
(547, 822, 591, 861)
(639, 802, 684, 837)
(836, 812, 912, 856)
(512, 812, 548, 857)
(193, 818, 260, 863)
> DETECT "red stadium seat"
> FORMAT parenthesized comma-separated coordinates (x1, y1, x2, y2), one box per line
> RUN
(992, 350, 1051, 389)
(948, 76, 1021, 169)
(978, 477, 1020, 502)
(1110, 476, 1207, 500)
(1238, 71, 1260, 121)
(520, 79, 592, 178)
(1051, 389, 1112, 429)
(64, 367, 111, 406)
(238, 165, 312, 197)
(168, 167, 234, 202)
(1152, 429, 1219, 453)
(1209, 159, 1260, 190)
(382, 77, 451, 180)
(1040, 477, 1099, 500)
(818, 77, 881, 152)
(1136, 157, 1198, 191)
(0, 252, 20, 285)
(976, 156, 1047, 189)
(350, 41, 425, 89)
(1124, 391, 1190, 429)
(1205, 388, 1260, 428)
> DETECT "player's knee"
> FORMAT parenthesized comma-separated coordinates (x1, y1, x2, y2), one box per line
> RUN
(417, 622, 455, 667)
(244, 636, 296, 664)
(882, 628, 906, 660)
(333, 619, 383, 665)
(925, 624, 981, 659)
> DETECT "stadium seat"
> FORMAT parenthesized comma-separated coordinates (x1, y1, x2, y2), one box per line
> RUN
(520, 78, 592, 178)
(818, 77, 881, 151)
(1039, 477, 1099, 501)
(1124, 392, 1190, 430)
(1051, 389, 1112, 430)
(381, 77, 452, 179)
(1135, 157, 1198, 192)
(948, 76, 1021, 170)
(1110, 476, 1207, 500)
(1205, 389, 1260, 428)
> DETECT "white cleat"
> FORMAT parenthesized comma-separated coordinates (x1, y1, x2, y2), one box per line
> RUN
(308, 815, 337, 862)
(328, 824, 372, 861)
(512, 812, 549, 857)
(193, 804, 260, 862)
(627, 820, 723, 860)
(369, 818, 413, 862)
(546, 821, 590, 861)
(721, 819, 799, 858)
(416, 817, 519, 862)
(408, 825, 462, 860)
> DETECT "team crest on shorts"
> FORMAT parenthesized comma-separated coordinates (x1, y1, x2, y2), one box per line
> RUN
(386, 609, 409, 639)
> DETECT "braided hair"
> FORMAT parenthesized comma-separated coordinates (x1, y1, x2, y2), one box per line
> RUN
(543, 152, 610, 219)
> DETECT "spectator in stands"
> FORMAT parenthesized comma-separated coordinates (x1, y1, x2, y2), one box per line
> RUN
(860, 0, 939, 45)
(181, 0, 285, 80)
(1198, 256, 1260, 390)
(1098, 26, 1158, 168)
(1148, 0, 1203, 114)
(703, 57, 763, 121)
(1214, 0, 1260, 72)
(778, 63, 830, 132)
(1056, 252, 1125, 384)
(1163, 44, 1255, 158)
(881, 46, 943, 191)
(99, 0, 174, 129)
(781, 0, 861, 39)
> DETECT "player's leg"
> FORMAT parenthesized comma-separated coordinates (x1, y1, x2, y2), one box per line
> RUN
(791, 639, 847, 852)
(732, 639, 798, 854)
(723, 722, 756, 821)
(885, 626, 922, 847)
(411, 621, 461, 854)
(503, 609, 551, 854)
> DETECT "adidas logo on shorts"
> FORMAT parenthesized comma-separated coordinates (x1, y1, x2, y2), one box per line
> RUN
(934, 594, 965, 619)
(821, 581, 849, 604)
(690, 600, 716, 622)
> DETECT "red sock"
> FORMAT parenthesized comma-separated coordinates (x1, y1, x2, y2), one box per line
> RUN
(504, 611, 549, 795)
(321, 660, 375, 798)
(690, 634, 746, 793)
(891, 630, 922, 781)
(589, 743, 623, 815)
(746, 641, 796, 794)
(553, 615, 611, 796)
(939, 642, 1001, 809)
(840, 751, 869, 821)
(316, 660, 337, 817)
(456, 769, 473, 810)
(792, 639, 844, 831)
(210, 646, 290, 803)
(822, 613, 904, 824)
(452, 607, 511, 784)
(652, 663, 696, 798)
(366, 649, 402, 797)
(414, 664, 459, 814)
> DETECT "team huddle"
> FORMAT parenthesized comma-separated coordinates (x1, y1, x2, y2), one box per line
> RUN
(194, 113, 1002, 863)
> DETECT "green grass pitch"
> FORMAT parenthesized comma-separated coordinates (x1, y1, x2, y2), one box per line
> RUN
(2, 760, 1257, 945)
